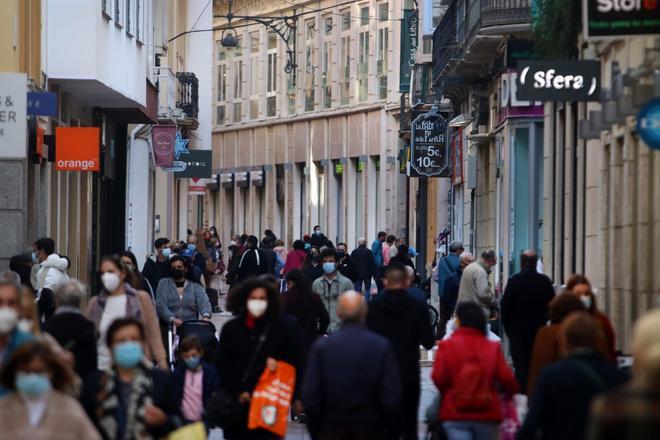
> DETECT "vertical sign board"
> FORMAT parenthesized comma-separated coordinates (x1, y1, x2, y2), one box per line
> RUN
(151, 125, 176, 167)
(583, 0, 660, 39)
(0, 73, 28, 159)
(399, 9, 419, 93)
(408, 112, 449, 177)
(516, 60, 601, 102)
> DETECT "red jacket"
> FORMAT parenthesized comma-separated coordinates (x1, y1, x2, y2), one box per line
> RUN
(431, 327, 519, 422)
(282, 249, 307, 276)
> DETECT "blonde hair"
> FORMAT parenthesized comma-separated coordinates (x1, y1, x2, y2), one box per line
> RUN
(632, 309, 660, 386)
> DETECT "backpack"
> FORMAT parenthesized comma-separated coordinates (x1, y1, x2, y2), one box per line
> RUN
(452, 341, 495, 412)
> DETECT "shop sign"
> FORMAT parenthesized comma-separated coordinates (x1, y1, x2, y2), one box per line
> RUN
(0, 73, 27, 159)
(188, 183, 207, 195)
(55, 127, 100, 172)
(27, 92, 58, 116)
(583, 0, 660, 39)
(151, 125, 176, 167)
(498, 70, 544, 123)
(408, 112, 448, 177)
(399, 9, 419, 92)
(637, 97, 660, 150)
(517, 60, 601, 102)
(170, 149, 212, 179)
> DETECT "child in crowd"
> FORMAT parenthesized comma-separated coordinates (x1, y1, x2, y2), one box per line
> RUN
(173, 335, 220, 424)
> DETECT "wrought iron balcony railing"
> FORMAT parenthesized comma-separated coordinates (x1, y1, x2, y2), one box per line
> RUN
(480, 0, 532, 30)
(432, 0, 457, 84)
(176, 72, 199, 120)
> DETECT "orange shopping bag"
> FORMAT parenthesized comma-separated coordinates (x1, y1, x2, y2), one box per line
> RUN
(248, 360, 296, 437)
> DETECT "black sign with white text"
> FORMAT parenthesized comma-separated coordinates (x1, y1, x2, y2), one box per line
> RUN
(584, 0, 660, 38)
(409, 113, 448, 178)
(516, 60, 601, 102)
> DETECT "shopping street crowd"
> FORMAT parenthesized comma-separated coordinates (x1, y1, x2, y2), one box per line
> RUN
(0, 228, 658, 439)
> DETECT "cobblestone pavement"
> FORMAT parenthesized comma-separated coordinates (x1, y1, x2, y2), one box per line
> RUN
(208, 276, 437, 439)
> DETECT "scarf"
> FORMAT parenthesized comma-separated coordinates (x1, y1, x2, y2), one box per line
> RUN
(88, 283, 143, 326)
(97, 364, 153, 440)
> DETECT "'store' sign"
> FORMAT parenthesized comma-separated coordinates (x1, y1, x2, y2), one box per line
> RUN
(409, 112, 448, 177)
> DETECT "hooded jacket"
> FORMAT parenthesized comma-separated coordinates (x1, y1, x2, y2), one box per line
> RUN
(44, 308, 98, 379)
(367, 289, 435, 382)
(33, 254, 69, 322)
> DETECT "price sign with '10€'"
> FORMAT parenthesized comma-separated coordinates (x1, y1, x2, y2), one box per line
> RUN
(409, 112, 449, 177)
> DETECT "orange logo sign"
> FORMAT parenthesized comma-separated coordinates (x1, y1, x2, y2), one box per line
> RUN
(55, 127, 100, 171)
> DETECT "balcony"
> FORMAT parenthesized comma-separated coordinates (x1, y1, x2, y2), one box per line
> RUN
(153, 66, 178, 124)
(176, 72, 199, 128)
(433, 0, 532, 85)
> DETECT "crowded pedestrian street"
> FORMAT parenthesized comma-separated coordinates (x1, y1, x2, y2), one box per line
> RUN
(1, 1, 660, 439)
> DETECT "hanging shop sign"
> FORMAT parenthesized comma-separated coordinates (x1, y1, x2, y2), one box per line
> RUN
(399, 9, 419, 93)
(498, 70, 544, 124)
(55, 127, 100, 171)
(516, 60, 601, 102)
(583, 0, 660, 39)
(408, 112, 449, 177)
(169, 149, 212, 179)
(151, 125, 176, 167)
(0, 73, 27, 159)
(188, 182, 207, 195)
(637, 97, 660, 150)
(27, 92, 58, 116)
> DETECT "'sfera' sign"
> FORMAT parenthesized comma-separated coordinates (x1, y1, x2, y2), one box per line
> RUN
(584, 0, 660, 38)
(516, 60, 601, 102)
(637, 97, 660, 150)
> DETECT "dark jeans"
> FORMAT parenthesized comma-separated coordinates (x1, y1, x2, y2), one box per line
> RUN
(402, 380, 421, 440)
(354, 279, 372, 300)
(319, 425, 388, 440)
(509, 335, 536, 395)
(439, 296, 453, 338)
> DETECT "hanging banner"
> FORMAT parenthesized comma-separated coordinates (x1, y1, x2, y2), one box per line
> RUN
(169, 149, 212, 179)
(55, 127, 100, 172)
(583, 0, 660, 39)
(0, 73, 27, 159)
(151, 125, 176, 167)
(399, 9, 419, 93)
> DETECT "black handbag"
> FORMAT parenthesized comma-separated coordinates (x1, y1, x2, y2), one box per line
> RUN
(205, 324, 270, 430)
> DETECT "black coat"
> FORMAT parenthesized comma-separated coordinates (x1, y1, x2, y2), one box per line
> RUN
(350, 246, 376, 281)
(518, 352, 629, 440)
(80, 367, 180, 439)
(260, 247, 278, 275)
(44, 310, 98, 379)
(501, 268, 555, 338)
(338, 256, 357, 283)
(303, 263, 324, 284)
(142, 257, 170, 293)
(236, 248, 268, 281)
(367, 289, 435, 383)
(309, 233, 331, 248)
(281, 286, 330, 351)
(442, 269, 463, 315)
(302, 325, 402, 435)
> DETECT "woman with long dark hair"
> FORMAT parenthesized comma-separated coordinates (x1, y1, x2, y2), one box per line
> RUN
(121, 250, 154, 299)
(301, 246, 323, 282)
(281, 269, 330, 352)
(217, 276, 303, 439)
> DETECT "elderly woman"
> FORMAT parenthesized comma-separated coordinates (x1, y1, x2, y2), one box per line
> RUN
(81, 317, 179, 439)
(0, 340, 100, 438)
(156, 255, 211, 328)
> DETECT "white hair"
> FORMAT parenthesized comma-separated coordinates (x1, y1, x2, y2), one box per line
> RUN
(459, 252, 475, 266)
(357, 237, 367, 246)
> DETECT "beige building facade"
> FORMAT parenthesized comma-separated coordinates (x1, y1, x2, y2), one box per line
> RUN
(210, 0, 426, 247)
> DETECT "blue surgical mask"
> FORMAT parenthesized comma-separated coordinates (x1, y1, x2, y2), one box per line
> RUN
(15, 372, 51, 398)
(31, 251, 39, 264)
(162, 248, 171, 258)
(304, 243, 311, 251)
(187, 244, 197, 252)
(113, 341, 144, 369)
(184, 356, 201, 370)
(322, 262, 336, 275)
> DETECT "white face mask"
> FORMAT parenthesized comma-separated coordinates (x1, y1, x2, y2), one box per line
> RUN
(580, 295, 592, 309)
(101, 272, 121, 292)
(17, 319, 33, 333)
(0, 307, 18, 334)
(247, 299, 268, 318)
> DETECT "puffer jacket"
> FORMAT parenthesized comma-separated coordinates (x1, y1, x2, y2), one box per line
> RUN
(33, 254, 69, 294)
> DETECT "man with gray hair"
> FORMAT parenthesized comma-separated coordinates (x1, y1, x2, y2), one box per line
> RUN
(457, 249, 497, 318)
(436, 241, 464, 331)
(44, 280, 97, 378)
(350, 237, 377, 299)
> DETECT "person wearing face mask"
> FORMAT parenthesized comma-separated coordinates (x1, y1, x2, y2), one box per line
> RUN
(0, 340, 100, 438)
(216, 276, 303, 439)
(566, 274, 616, 362)
(235, 235, 268, 282)
(311, 248, 354, 333)
(309, 225, 331, 248)
(302, 246, 324, 283)
(87, 255, 167, 371)
(282, 269, 330, 352)
(142, 238, 172, 294)
(156, 255, 212, 332)
(80, 318, 179, 439)
(172, 335, 220, 426)
(0, 280, 35, 377)
(122, 251, 155, 300)
(30, 237, 69, 323)
(336, 242, 357, 283)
